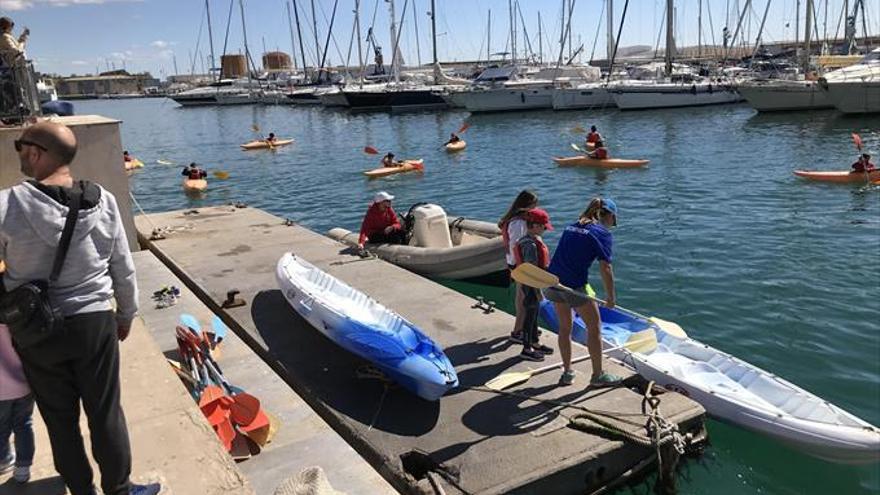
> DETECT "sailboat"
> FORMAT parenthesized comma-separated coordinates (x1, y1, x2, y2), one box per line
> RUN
(820, 48, 880, 114)
(610, 0, 742, 110)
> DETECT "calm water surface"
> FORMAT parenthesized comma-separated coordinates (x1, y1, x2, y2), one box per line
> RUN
(83, 98, 879, 494)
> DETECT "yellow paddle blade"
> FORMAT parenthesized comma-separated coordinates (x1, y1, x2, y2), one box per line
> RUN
(484, 369, 536, 391)
(213, 171, 230, 180)
(585, 284, 596, 298)
(649, 316, 687, 338)
(511, 263, 559, 289)
(251, 123, 260, 132)
(570, 143, 585, 153)
(624, 329, 658, 354)
(572, 125, 586, 134)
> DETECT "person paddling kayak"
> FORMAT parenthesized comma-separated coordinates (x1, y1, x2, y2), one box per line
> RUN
(382, 152, 403, 168)
(181, 162, 207, 179)
(587, 140, 609, 160)
(544, 197, 622, 388)
(358, 191, 407, 249)
(851, 153, 876, 173)
(585, 125, 601, 148)
(265, 132, 277, 144)
(444, 133, 462, 145)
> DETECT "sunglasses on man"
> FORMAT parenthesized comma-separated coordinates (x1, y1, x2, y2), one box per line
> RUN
(13, 139, 47, 152)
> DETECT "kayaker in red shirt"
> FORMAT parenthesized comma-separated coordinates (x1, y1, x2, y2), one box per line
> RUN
(588, 140, 609, 160)
(123, 150, 132, 162)
(585, 125, 601, 148)
(851, 153, 876, 173)
(181, 162, 207, 180)
(358, 191, 407, 249)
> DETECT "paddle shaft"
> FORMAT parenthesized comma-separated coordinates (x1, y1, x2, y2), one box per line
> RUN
(525, 340, 636, 378)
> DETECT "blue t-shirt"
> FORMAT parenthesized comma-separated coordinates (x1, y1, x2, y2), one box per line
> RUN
(548, 221, 613, 289)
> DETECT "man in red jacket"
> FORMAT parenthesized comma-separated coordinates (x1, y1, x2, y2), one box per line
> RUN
(358, 191, 407, 249)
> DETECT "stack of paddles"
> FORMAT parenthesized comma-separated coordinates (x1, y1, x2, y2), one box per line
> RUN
(170, 313, 275, 457)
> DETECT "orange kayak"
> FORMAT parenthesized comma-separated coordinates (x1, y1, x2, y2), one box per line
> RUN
(553, 156, 649, 168)
(363, 159, 425, 178)
(793, 169, 880, 183)
(183, 179, 208, 192)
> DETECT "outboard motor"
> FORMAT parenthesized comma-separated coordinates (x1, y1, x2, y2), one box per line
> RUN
(408, 204, 452, 248)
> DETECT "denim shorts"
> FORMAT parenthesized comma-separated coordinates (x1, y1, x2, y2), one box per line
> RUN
(542, 286, 591, 307)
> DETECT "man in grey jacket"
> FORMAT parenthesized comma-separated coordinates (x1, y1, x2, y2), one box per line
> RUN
(0, 122, 157, 495)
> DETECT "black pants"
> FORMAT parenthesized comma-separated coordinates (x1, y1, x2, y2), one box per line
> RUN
(17, 311, 131, 495)
(368, 227, 407, 245)
(521, 285, 540, 348)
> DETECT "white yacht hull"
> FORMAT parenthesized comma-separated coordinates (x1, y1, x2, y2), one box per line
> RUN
(552, 85, 616, 110)
(824, 81, 880, 114)
(612, 84, 743, 110)
(458, 85, 554, 112)
(737, 81, 835, 111)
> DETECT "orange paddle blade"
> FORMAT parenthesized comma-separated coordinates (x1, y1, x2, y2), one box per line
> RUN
(457, 122, 470, 134)
(229, 392, 263, 426)
(364, 146, 379, 155)
(214, 418, 237, 452)
(852, 133, 863, 150)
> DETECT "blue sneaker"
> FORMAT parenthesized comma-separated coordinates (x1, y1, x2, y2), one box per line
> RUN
(130, 483, 162, 495)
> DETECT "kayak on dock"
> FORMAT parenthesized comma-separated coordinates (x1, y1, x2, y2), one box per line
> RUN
(328, 203, 506, 283)
(276, 252, 458, 401)
(553, 156, 649, 168)
(538, 301, 880, 464)
(793, 169, 880, 183)
(445, 140, 467, 152)
(363, 159, 424, 178)
(240, 138, 294, 150)
(182, 178, 208, 193)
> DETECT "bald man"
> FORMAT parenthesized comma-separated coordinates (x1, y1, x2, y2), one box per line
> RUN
(0, 122, 158, 495)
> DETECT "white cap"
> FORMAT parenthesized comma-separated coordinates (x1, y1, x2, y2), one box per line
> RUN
(372, 191, 394, 204)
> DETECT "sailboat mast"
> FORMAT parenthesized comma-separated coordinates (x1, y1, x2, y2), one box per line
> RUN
(697, 0, 702, 58)
(665, 0, 674, 76)
(389, 0, 400, 83)
(413, 0, 422, 67)
(795, 0, 800, 46)
(310, 0, 321, 81)
(487, 9, 491, 64)
(607, 0, 614, 63)
(430, 0, 438, 66)
(238, 0, 252, 84)
(292, 0, 308, 78)
(286, 1, 298, 70)
(205, 0, 217, 80)
(538, 11, 543, 65)
(803, 0, 813, 73)
(355, 0, 364, 79)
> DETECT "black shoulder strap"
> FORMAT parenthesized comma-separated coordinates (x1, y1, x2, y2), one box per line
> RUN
(49, 181, 83, 282)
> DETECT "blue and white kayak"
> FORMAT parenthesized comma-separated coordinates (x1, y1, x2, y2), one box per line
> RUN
(539, 300, 880, 465)
(276, 253, 458, 401)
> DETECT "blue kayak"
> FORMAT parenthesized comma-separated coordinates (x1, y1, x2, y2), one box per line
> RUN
(276, 252, 458, 401)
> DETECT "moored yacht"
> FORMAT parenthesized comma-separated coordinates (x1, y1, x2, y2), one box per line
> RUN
(611, 79, 743, 110)
(820, 48, 880, 114)
(737, 79, 834, 112)
(170, 79, 256, 107)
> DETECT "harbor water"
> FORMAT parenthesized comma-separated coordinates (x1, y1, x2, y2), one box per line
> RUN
(89, 98, 878, 494)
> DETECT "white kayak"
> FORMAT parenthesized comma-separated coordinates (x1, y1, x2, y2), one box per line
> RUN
(539, 301, 880, 464)
(276, 253, 458, 401)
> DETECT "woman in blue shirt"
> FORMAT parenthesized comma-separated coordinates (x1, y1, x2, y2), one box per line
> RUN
(544, 197, 622, 387)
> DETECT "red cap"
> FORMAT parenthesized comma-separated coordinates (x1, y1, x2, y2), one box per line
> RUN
(525, 208, 554, 230)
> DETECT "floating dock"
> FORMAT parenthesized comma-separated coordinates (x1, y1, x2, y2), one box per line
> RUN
(135, 205, 706, 494)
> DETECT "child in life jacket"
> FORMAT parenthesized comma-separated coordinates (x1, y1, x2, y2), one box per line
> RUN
(514, 208, 555, 361)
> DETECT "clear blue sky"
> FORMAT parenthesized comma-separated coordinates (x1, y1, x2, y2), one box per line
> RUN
(1, 0, 876, 77)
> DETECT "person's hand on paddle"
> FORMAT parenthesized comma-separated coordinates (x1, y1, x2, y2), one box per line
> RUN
(117, 322, 132, 342)
(604, 296, 616, 310)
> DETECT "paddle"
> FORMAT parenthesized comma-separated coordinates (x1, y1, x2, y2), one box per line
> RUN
(157, 159, 174, 165)
(457, 122, 470, 134)
(485, 332, 657, 391)
(571, 125, 586, 134)
(252, 123, 275, 150)
(212, 171, 230, 180)
(511, 263, 688, 339)
(363, 146, 379, 155)
(570, 143, 587, 154)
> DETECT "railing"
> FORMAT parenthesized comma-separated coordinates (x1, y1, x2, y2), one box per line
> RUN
(0, 60, 42, 123)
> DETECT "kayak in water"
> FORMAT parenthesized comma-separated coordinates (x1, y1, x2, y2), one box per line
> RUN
(183, 179, 208, 192)
(240, 139, 294, 150)
(445, 141, 467, 152)
(124, 159, 144, 171)
(363, 159, 425, 178)
(553, 156, 649, 168)
(793, 169, 880, 183)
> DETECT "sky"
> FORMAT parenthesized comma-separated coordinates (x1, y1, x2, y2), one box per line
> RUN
(0, 0, 877, 78)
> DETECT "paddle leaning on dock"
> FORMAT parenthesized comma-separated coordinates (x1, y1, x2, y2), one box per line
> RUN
(525, 263, 880, 465)
(276, 253, 458, 401)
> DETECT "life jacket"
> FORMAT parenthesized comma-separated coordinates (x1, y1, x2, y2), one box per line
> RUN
(514, 235, 549, 269)
(188, 169, 202, 180)
(593, 148, 608, 159)
(586, 132, 600, 143)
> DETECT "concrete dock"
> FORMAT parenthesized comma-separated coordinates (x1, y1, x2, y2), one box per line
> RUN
(135, 205, 707, 494)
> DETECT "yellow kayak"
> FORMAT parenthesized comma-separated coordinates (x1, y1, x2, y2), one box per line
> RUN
(183, 179, 208, 192)
(240, 139, 294, 150)
(363, 159, 425, 178)
(445, 141, 467, 152)
(124, 159, 144, 171)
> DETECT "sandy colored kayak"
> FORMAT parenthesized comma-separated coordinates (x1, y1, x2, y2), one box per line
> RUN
(183, 179, 208, 192)
(363, 159, 425, 178)
(553, 156, 650, 168)
(445, 141, 467, 152)
(124, 159, 144, 171)
(240, 139, 294, 150)
(793, 169, 880, 183)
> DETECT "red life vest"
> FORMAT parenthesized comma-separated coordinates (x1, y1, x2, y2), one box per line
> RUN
(586, 132, 600, 144)
(188, 169, 202, 180)
(514, 235, 549, 269)
(593, 148, 608, 159)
